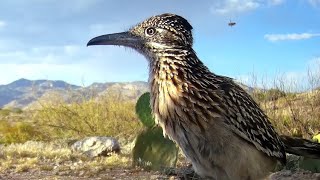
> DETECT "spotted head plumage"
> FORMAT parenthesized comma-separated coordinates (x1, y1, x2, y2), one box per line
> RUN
(129, 13, 193, 48)
(87, 13, 193, 53)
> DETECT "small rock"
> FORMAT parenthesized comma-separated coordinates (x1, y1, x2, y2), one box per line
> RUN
(150, 175, 160, 179)
(79, 170, 85, 176)
(58, 170, 70, 176)
(71, 136, 120, 158)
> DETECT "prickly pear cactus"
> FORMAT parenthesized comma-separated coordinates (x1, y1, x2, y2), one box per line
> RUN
(299, 157, 320, 173)
(135, 92, 155, 128)
(132, 127, 178, 171)
(285, 154, 320, 173)
(133, 92, 178, 171)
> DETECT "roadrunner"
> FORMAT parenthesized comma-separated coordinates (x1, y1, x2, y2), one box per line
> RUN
(88, 13, 320, 180)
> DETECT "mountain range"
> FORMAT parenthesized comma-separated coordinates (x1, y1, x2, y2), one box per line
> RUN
(0, 79, 148, 109)
(0, 78, 255, 110)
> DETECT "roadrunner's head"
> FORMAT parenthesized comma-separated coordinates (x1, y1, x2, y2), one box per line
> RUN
(87, 13, 193, 58)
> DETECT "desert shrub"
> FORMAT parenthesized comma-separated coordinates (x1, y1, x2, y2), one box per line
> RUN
(0, 109, 11, 117)
(246, 71, 320, 139)
(253, 88, 286, 102)
(32, 94, 143, 139)
(250, 85, 320, 139)
(11, 108, 23, 114)
(0, 120, 44, 144)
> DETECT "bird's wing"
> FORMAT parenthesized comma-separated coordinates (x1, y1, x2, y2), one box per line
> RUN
(212, 78, 286, 163)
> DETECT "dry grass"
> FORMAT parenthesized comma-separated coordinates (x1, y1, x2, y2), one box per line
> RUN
(0, 140, 180, 179)
(252, 89, 320, 138)
(0, 94, 143, 144)
(0, 140, 132, 177)
(32, 94, 143, 140)
(245, 64, 320, 139)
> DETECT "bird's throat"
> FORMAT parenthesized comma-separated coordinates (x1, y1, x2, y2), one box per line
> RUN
(148, 51, 195, 125)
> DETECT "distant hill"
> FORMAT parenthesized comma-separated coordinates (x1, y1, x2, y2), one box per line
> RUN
(0, 79, 148, 109)
(0, 78, 255, 110)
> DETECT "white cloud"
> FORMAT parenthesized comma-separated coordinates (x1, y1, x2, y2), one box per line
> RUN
(264, 33, 320, 42)
(0, 42, 147, 86)
(210, 0, 284, 15)
(235, 57, 320, 92)
(308, 0, 320, 7)
(0, 20, 6, 28)
(0, 45, 87, 64)
(211, 0, 260, 15)
(268, 0, 285, 6)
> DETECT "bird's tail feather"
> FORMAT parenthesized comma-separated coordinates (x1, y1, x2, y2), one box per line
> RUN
(280, 135, 320, 159)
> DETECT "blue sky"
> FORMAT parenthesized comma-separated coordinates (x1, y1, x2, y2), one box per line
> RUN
(0, 0, 319, 89)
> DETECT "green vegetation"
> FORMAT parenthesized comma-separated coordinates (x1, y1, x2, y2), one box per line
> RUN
(0, 94, 143, 144)
(133, 92, 178, 171)
(253, 88, 287, 102)
(32, 94, 142, 139)
(135, 92, 155, 128)
(313, 134, 320, 143)
(0, 108, 23, 116)
(252, 89, 320, 138)
(299, 157, 320, 173)
(0, 121, 44, 144)
(132, 127, 178, 171)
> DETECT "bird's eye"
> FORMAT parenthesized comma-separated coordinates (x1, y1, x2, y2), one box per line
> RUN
(145, 27, 156, 36)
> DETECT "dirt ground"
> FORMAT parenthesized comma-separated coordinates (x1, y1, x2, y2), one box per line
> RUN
(1, 168, 320, 180)
(0, 168, 176, 180)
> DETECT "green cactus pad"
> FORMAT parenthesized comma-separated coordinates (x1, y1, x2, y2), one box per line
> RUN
(135, 92, 155, 128)
(132, 127, 178, 171)
(285, 154, 320, 173)
(299, 157, 320, 173)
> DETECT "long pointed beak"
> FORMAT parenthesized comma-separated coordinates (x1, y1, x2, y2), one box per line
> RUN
(87, 32, 141, 47)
